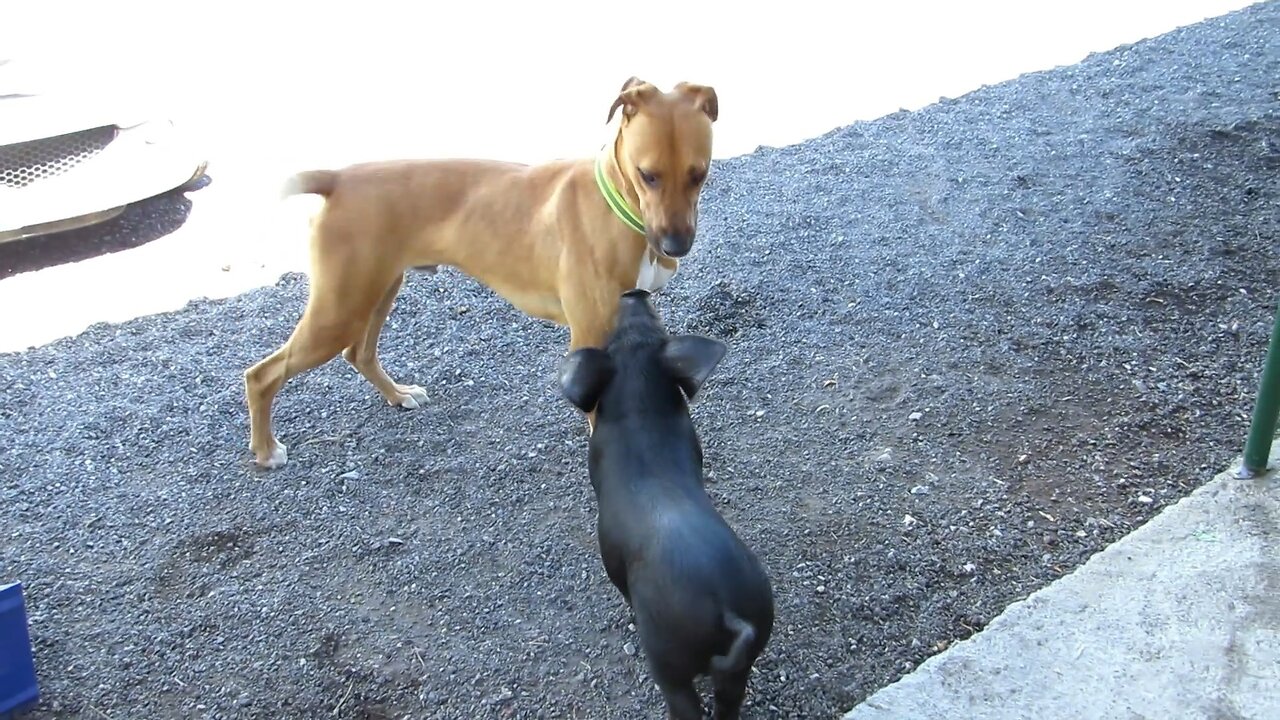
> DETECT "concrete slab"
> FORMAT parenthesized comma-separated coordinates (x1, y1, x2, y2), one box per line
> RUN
(843, 448, 1280, 720)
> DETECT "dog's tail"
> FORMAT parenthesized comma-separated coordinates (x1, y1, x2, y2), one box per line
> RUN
(280, 169, 338, 199)
(710, 610, 757, 675)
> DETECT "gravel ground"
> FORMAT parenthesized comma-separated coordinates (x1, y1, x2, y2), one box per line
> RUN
(3, 4, 1279, 718)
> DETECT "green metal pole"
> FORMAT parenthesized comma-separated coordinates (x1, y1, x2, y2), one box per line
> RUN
(1241, 298, 1280, 477)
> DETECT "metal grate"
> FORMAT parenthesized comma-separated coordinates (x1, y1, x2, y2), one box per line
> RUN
(0, 125, 117, 189)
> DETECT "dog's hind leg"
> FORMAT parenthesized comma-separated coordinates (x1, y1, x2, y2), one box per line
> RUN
(244, 306, 361, 469)
(342, 273, 429, 409)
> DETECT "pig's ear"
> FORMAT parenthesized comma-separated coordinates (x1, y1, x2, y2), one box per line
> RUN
(558, 348, 616, 413)
(660, 335, 727, 400)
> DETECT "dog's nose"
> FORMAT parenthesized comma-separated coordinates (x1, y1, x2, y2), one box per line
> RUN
(659, 234, 693, 258)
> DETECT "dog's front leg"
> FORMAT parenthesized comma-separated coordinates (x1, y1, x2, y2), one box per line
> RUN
(570, 322, 605, 435)
(563, 288, 619, 435)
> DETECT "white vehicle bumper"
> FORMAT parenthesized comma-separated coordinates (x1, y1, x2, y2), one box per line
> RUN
(0, 119, 207, 243)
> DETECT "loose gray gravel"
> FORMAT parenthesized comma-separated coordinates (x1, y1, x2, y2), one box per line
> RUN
(3, 4, 1279, 718)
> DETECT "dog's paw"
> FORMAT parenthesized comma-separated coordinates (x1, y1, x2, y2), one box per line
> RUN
(392, 384, 429, 410)
(254, 441, 289, 469)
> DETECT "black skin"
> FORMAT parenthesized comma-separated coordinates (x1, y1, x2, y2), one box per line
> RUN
(559, 289, 775, 720)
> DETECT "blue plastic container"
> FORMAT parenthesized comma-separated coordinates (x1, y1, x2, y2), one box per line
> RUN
(0, 582, 39, 718)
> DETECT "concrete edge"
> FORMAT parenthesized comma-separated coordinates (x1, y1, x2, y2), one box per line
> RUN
(840, 443, 1280, 720)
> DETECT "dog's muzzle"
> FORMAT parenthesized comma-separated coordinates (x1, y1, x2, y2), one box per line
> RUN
(656, 233, 693, 258)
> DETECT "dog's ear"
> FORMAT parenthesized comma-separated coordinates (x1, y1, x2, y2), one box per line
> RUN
(660, 334, 727, 400)
(674, 82, 719, 122)
(558, 348, 616, 413)
(608, 77, 659, 123)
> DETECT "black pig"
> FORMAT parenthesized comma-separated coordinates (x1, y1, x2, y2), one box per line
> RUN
(558, 288, 775, 720)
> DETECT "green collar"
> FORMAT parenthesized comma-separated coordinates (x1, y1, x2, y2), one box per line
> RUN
(594, 154, 645, 235)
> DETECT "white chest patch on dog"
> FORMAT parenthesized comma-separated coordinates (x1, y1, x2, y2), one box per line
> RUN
(635, 251, 677, 293)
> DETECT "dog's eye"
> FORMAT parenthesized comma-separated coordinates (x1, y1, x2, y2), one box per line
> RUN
(637, 168, 658, 187)
(689, 169, 706, 186)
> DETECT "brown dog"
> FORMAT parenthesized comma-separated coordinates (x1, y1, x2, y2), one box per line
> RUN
(244, 77, 718, 468)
